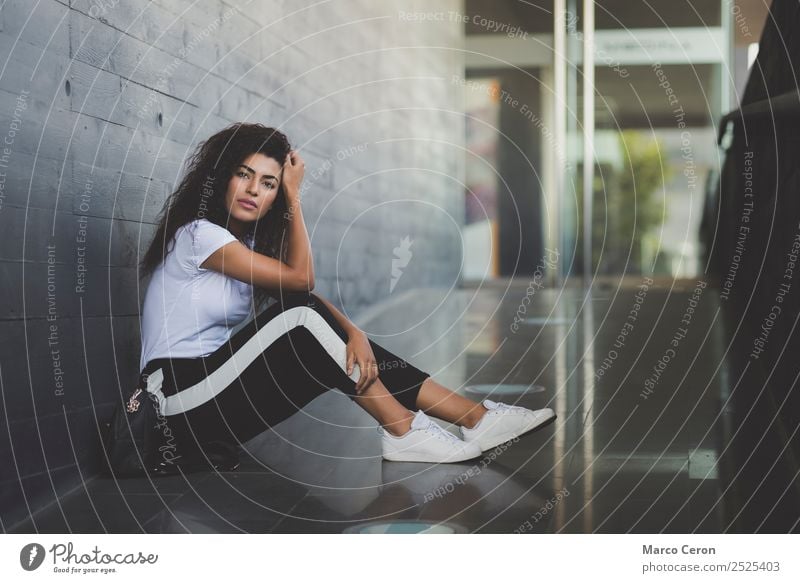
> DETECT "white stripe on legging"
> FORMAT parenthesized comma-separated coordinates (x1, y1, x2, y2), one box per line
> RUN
(144, 305, 361, 416)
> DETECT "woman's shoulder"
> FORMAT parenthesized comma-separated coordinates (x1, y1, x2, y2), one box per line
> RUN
(177, 218, 248, 270)
(180, 217, 227, 233)
(177, 218, 239, 242)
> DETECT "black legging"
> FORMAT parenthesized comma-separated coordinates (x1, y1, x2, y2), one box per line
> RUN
(139, 291, 431, 457)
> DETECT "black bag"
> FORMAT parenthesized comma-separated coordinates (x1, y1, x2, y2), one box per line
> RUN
(102, 370, 185, 477)
(101, 370, 240, 477)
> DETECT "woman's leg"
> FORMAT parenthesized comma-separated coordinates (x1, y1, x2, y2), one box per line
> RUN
(287, 291, 433, 437)
(346, 332, 439, 437)
(349, 378, 414, 437)
(146, 291, 427, 450)
(327, 318, 490, 434)
(253, 292, 489, 436)
(414, 377, 489, 429)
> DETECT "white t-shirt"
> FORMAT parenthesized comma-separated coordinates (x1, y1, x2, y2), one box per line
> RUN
(139, 218, 257, 372)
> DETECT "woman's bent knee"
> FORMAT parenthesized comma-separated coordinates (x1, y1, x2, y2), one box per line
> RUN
(278, 290, 314, 306)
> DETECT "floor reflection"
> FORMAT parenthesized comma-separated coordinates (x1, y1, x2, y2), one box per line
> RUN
(10, 281, 797, 533)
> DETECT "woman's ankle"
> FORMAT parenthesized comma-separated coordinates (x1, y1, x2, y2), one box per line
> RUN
(460, 403, 489, 429)
(382, 413, 414, 437)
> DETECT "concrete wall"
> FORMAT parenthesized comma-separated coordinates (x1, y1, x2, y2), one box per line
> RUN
(0, 0, 465, 529)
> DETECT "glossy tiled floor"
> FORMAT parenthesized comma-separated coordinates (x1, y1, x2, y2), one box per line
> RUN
(9, 280, 799, 533)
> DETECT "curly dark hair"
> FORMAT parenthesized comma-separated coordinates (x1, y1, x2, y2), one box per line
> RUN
(139, 122, 293, 311)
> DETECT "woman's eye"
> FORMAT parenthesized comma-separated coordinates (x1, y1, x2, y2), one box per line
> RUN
(237, 171, 248, 178)
(263, 182, 275, 189)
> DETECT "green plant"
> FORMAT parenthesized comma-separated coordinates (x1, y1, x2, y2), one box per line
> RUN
(576, 130, 669, 275)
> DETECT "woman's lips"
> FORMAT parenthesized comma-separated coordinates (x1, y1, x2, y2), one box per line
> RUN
(237, 199, 258, 211)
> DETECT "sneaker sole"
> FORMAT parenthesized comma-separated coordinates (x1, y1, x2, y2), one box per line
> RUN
(382, 448, 483, 463)
(474, 411, 557, 452)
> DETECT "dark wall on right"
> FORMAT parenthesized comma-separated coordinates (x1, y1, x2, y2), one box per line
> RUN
(702, 0, 800, 533)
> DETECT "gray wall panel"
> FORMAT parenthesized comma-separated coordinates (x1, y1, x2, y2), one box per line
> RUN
(1, 0, 465, 530)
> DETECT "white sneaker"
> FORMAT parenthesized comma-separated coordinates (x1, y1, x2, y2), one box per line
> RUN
(380, 410, 482, 463)
(460, 399, 556, 452)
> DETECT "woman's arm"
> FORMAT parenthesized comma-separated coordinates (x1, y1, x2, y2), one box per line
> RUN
(283, 184, 315, 289)
(198, 198, 315, 293)
(313, 292, 363, 340)
(200, 241, 313, 292)
(199, 200, 315, 293)
(201, 150, 315, 292)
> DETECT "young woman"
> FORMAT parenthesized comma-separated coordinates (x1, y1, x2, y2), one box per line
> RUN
(137, 122, 555, 470)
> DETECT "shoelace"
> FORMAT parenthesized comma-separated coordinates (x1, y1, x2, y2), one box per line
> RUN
(491, 402, 529, 414)
(377, 419, 462, 444)
(421, 419, 462, 444)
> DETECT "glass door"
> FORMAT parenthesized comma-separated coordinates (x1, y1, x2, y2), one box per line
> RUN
(558, 0, 735, 285)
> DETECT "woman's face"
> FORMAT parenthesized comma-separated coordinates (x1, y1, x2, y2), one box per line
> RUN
(223, 152, 283, 233)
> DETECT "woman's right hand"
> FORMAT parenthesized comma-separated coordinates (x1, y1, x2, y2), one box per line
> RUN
(281, 149, 305, 200)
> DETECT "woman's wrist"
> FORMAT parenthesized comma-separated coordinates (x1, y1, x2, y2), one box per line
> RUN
(284, 187, 302, 219)
(284, 185, 300, 202)
(311, 292, 362, 342)
(347, 325, 365, 341)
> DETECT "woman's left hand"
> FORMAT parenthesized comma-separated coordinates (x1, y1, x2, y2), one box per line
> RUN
(346, 329, 379, 394)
